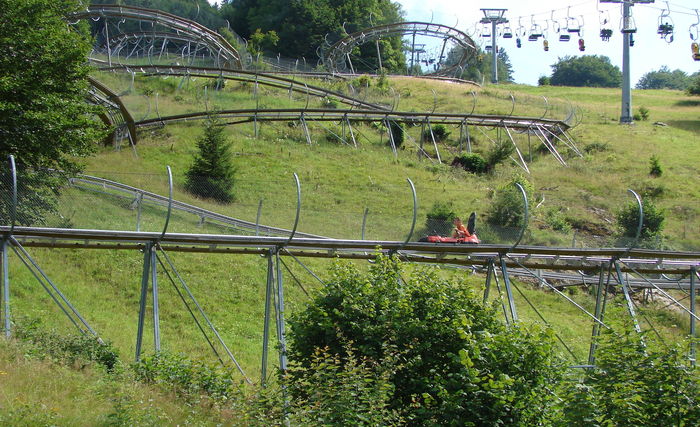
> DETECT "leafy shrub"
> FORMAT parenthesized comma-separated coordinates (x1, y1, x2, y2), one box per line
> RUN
(320, 96, 339, 109)
(285, 345, 401, 426)
(538, 75, 551, 86)
(558, 329, 700, 426)
(422, 124, 451, 142)
(583, 142, 610, 153)
(544, 207, 572, 232)
(485, 139, 515, 170)
(616, 198, 665, 239)
(386, 121, 404, 148)
(649, 155, 663, 177)
(134, 352, 237, 403)
(354, 74, 372, 88)
(184, 115, 236, 203)
(288, 255, 562, 425)
(451, 153, 487, 174)
(487, 174, 534, 228)
(687, 75, 700, 95)
(14, 318, 118, 371)
(638, 105, 650, 121)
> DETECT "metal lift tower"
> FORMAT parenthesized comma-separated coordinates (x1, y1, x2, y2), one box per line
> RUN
(480, 9, 508, 84)
(600, 0, 655, 124)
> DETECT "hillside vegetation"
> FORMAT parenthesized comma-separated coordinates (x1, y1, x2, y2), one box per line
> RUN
(2, 71, 699, 423)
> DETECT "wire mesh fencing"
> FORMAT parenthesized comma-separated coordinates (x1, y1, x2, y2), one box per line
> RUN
(0, 164, 697, 252)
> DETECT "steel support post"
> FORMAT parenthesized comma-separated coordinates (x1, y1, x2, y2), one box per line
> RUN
(588, 263, 609, 366)
(2, 240, 9, 338)
(491, 21, 498, 84)
(500, 257, 518, 322)
(261, 250, 274, 384)
(691, 267, 697, 365)
(135, 242, 152, 362)
(620, 1, 633, 124)
(151, 246, 161, 352)
(615, 259, 641, 333)
(135, 192, 143, 232)
(483, 260, 494, 304)
(275, 250, 288, 371)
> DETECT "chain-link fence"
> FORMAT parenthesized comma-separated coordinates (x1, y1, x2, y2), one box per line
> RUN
(0, 164, 698, 252)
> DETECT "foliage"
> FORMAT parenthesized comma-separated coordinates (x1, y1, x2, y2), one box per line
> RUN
(446, 46, 514, 83)
(14, 318, 119, 371)
(538, 75, 551, 86)
(687, 74, 700, 96)
(544, 207, 572, 233)
(636, 66, 692, 90)
(451, 153, 487, 174)
(246, 28, 280, 57)
(387, 120, 404, 148)
(185, 116, 236, 203)
(423, 124, 451, 142)
(133, 352, 239, 403)
(221, 0, 406, 73)
(485, 139, 516, 171)
(288, 255, 563, 425)
(557, 329, 700, 426)
(284, 345, 402, 426)
(0, 0, 105, 173)
(487, 174, 533, 228)
(90, 0, 226, 32)
(649, 155, 662, 177)
(616, 198, 665, 239)
(549, 55, 621, 88)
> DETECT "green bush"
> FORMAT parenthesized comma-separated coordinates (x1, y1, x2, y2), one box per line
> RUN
(184, 115, 236, 203)
(538, 75, 551, 86)
(451, 153, 487, 174)
(649, 155, 663, 177)
(288, 255, 562, 425)
(487, 175, 534, 228)
(386, 121, 404, 148)
(687, 75, 700, 95)
(558, 329, 700, 426)
(544, 207, 572, 233)
(616, 198, 665, 239)
(485, 139, 515, 170)
(422, 124, 451, 142)
(424, 201, 456, 235)
(14, 318, 118, 371)
(638, 105, 650, 121)
(134, 352, 238, 403)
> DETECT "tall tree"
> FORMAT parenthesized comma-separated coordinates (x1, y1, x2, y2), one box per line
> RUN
(636, 66, 691, 90)
(549, 55, 621, 88)
(221, 0, 406, 72)
(0, 0, 105, 172)
(445, 46, 514, 83)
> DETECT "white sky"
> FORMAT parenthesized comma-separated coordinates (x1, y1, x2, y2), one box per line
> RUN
(209, 0, 700, 85)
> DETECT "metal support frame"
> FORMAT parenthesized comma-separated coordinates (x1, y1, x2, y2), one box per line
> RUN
(500, 256, 518, 322)
(691, 267, 697, 365)
(2, 240, 9, 338)
(588, 263, 610, 366)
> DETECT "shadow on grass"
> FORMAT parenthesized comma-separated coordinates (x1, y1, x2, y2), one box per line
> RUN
(674, 99, 700, 107)
(666, 120, 700, 135)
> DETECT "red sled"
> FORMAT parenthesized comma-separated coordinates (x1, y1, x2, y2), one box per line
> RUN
(420, 234, 480, 244)
(419, 212, 480, 244)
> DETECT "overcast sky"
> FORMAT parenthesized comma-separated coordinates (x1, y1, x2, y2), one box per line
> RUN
(210, 0, 699, 85)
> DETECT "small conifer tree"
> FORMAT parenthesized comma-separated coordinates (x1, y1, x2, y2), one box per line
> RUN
(185, 116, 236, 203)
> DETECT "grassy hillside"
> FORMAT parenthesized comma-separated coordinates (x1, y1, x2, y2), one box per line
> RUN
(2, 73, 698, 423)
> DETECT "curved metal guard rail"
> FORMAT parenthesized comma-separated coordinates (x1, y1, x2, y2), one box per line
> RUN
(8, 156, 17, 236)
(283, 173, 301, 247)
(625, 189, 644, 255)
(158, 166, 173, 241)
(396, 178, 418, 253)
(510, 182, 529, 251)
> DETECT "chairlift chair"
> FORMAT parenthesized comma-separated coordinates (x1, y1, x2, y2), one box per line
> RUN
(692, 42, 700, 61)
(503, 24, 513, 39)
(657, 2, 674, 41)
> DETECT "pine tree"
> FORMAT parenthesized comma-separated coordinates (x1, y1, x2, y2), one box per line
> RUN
(184, 116, 236, 203)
